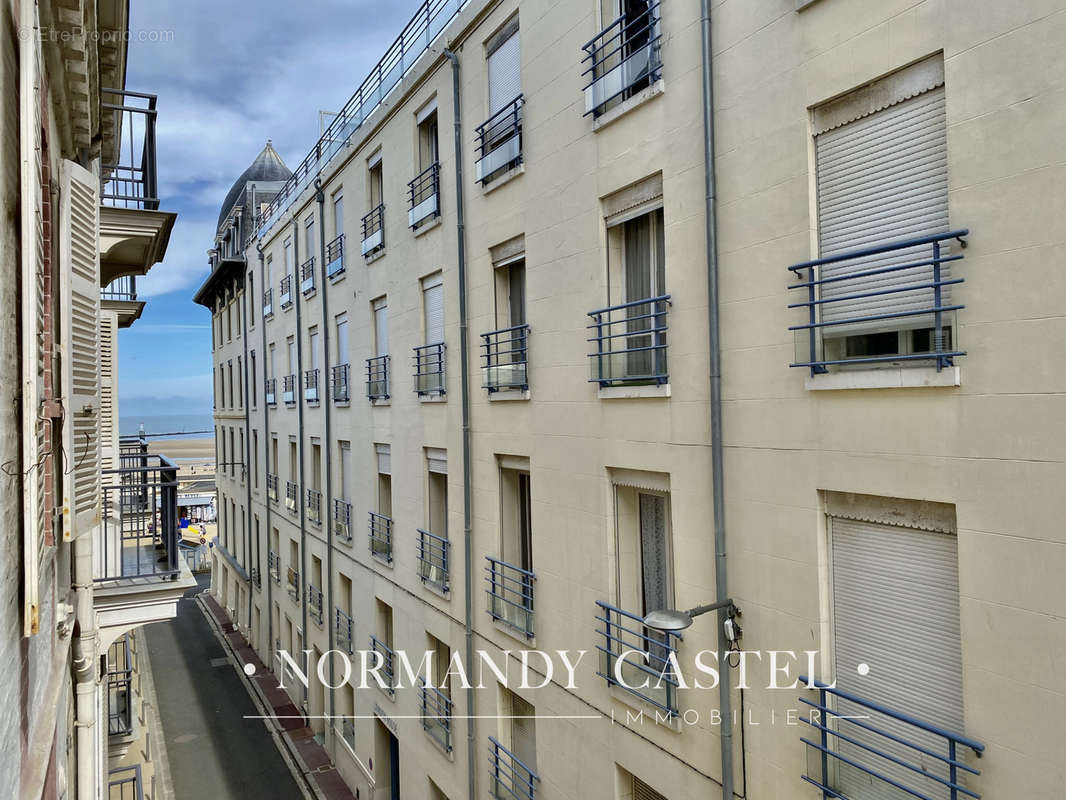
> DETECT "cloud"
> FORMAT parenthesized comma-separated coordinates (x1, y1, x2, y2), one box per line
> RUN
(132, 323, 211, 333)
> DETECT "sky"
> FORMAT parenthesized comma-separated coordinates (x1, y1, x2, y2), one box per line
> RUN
(118, 0, 422, 424)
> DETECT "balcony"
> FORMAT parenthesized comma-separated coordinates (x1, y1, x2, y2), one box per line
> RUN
(476, 95, 523, 183)
(798, 675, 984, 800)
(787, 230, 968, 376)
(268, 550, 281, 583)
(106, 634, 133, 736)
(280, 275, 293, 308)
(285, 480, 299, 514)
(481, 324, 529, 393)
(581, 0, 662, 118)
(304, 368, 320, 403)
(336, 608, 354, 655)
(300, 256, 316, 295)
(306, 488, 322, 525)
(283, 374, 296, 405)
(286, 567, 300, 600)
(100, 276, 144, 329)
(333, 499, 353, 543)
(408, 162, 440, 228)
(417, 529, 449, 593)
(263, 288, 274, 318)
(362, 204, 385, 257)
(369, 512, 393, 564)
(266, 473, 279, 503)
(101, 89, 158, 209)
(486, 557, 535, 638)
(413, 343, 445, 397)
(265, 377, 277, 406)
(107, 765, 144, 800)
(326, 234, 345, 277)
(594, 600, 681, 716)
(489, 736, 539, 800)
(370, 635, 395, 694)
(587, 295, 670, 387)
(250, 566, 262, 590)
(308, 584, 324, 625)
(419, 677, 453, 752)
(367, 354, 390, 400)
(332, 364, 351, 403)
(94, 451, 195, 633)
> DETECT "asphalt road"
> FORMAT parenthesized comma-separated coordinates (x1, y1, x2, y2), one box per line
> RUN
(144, 573, 304, 799)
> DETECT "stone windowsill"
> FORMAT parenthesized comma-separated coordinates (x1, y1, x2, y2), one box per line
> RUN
(805, 366, 961, 391)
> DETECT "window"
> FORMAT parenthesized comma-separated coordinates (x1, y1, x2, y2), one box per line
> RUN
(409, 109, 440, 228)
(478, 18, 523, 183)
(268, 343, 277, 380)
(376, 444, 392, 518)
(305, 215, 315, 260)
(491, 458, 534, 635)
(491, 690, 538, 800)
(252, 430, 259, 488)
(250, 351, 257, 407)
(487, 19, 520, 120)
(421, 632, 452, 750)
(336, 313, 349, 365)
(332, 190, 344, 240)
(287, 336, 296, 376)
(417, 102, 438, 172)
(284, 238, 294, 280)
(248, 271, 255, 328)
(265, 254, 274, 287)
(368, 154, 383, 210)
(338, 440, 351, 504)
(368, 297, 389, 400)
(484, 245, 528, 392)
(419, 449, 449, 590)
(584, 0, 662, 118)
(416, 274, 445, 396)
(236, 356, 243, 407)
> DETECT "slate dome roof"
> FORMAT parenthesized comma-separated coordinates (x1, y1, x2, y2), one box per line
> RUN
(216, 140, 291, 231)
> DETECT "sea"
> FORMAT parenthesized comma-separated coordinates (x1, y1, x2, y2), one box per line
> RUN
(119, 413, 215, 439)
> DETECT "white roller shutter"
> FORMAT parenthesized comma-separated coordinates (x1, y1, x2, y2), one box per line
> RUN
(426, 448, 447, 475)
(487, 28, 521, 115)
(60, 160, 102, 544)
(374, 298, 388, 356)
(376, 443, 391, 476)
(830, 517, 964, 800)
(423, 277, 444, 345)
(815, 86, 949, 331)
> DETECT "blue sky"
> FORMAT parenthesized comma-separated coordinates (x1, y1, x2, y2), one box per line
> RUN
(118, 0, 422, 422)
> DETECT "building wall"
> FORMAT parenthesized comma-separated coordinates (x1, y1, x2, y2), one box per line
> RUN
(207, 1, 1066, 799)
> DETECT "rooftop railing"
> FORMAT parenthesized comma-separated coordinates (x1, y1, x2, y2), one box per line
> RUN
(369, 512, 393, 564)
(481, 323, 529, 392)
(370, 634, 396, 694)
(101, 89, 158, 210)
(367, 354, 390, 400)
(486, 557, 535, 638)
(97, 454, 180, 583)
(787, 229, 968, 375)
(253, 0, 467, 236)
(594, 600, 681, 717)
(475, 95, 523, 183)
(489, 736, 539, 800)
(417, 529, 450, 593)
(413, 343, 445, 396)
(587, 294, 670, 387)
(304, 368, 320, 403)
(581, 0, 662, 117)
(408, 161, 440, 228)
(326, 234, 345, 276)
(335, 608, 354, 654)
(798, 675, 984, 800)
(101, 275, 137, 302)
(332, 363, 351, 403)
(300, 256, 316, 295)
(362, 204, 385, 257)
(333, 499, 353, 543)
(419, 677, 453, 752)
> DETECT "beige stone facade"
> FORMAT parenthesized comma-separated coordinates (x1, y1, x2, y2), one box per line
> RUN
(204, 1, 1066, 799)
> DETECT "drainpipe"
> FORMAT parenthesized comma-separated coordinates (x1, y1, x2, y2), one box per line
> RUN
(241, 253, 254, 632)
(700, 2, 735, 798)
(443, 47, 476, 800)
(314, 178, 337, 733)
(292, 218, 310, 710)
(258, 244, 274, 672)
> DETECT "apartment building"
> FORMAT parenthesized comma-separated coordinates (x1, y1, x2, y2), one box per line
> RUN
(2, 1, 187, 798)
(200, 1, 1065, 799)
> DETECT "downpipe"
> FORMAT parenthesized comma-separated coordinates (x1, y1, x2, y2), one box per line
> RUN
(443, 48, 477, 800)
(258, 244, 275, 669)
(291, 218, 310, 711)
(242, 238, 254, 632)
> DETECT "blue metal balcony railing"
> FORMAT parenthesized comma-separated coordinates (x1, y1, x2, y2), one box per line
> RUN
(266, 473, 279, 503)
(97, 454, 180, 582)
(326, 234, 345, 277)
(489, 736, 539, 800)
(369, 512, 393, 563)
(486, 557, 535, 638)
(333, 499, 353, 542)
(263, 288, 274, 318)
(283, 374, 296, 405)
(287, 566, 300, 599)
(268, 550, 281, 583)
(798, 675, 984, 800)
(106, 634, 134, 736)
(413, 343, 445, 396)
(475, 95, 523, 183)
(481, 324, 529, 392)
(265, 377, 277, 406)
(417, 529, 449, 592)
(308, 584, 324, 625)
(787, 229, 969, 375)
(101, 275, 137, 302)
(594, 600, 681, 716)
(370, 635, 395, 693)
(581, 0, 662, 117)
(362, 204, 385, 256)
(304, 368, 320, 403)
(335, 608, 354, 654)
(285, 480, 299, 514)
(306, 488, 322, 525)
(253, 0, 467, 236)
(408, 161, 440, 228)
(108, 764, 144, 800)
(419, 677, 453, 752)
(367, 354, 390, 400)
(250, 566, 262, 589)
(300, 256, 316, 295)
(332, 363, 351, 402)
(101, 89, 158, 210)
(280, 275, 293, 308)
(587, 294, 670, 387)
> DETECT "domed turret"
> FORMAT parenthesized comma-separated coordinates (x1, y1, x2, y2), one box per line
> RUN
(216, 140, 292, 232)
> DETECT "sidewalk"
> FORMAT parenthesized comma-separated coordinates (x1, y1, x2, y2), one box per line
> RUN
(199, 591, 357, 800)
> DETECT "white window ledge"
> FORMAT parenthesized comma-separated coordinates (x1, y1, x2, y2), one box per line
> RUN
(598, 384, 671, 400)
(413, 215, 442, 238)
(592, 78, 665, 133)
(481, 163, 525, 195)
(488, 389, 530, 402)
(806, 366, 960, 391)
(370, 398, 391, 407)
(365, 248, 386, 265)
(419, 394, 446, 404)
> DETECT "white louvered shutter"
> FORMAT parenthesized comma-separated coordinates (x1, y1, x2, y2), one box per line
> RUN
(423, 280, 443, 345)
(815, 86, 948, 331)
(60, 160, 102, 543)
(99, 312, 118, 472)
(830, 518, 964, 800)
(20, 0, 46, 635)
(487, 29, 521, 115)
(374, 300, 388, 356)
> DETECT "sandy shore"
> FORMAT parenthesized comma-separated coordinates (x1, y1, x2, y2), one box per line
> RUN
(150, 437, 214, 461)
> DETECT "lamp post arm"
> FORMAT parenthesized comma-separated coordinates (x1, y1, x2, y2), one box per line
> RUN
(686, 599, 738, 618)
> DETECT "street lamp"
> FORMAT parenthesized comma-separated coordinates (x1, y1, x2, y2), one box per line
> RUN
(643, 598, 742, 642)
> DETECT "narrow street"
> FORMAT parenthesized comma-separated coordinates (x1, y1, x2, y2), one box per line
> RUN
(144, 574, 304, 799)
